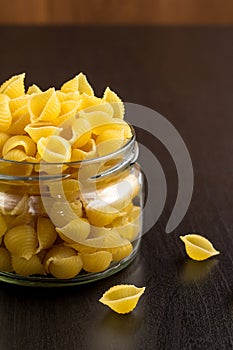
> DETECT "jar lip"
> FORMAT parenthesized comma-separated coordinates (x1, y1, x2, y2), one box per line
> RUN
(0, 124, 136, 167)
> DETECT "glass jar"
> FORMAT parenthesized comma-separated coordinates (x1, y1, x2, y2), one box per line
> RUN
(0, 129, 143, 287)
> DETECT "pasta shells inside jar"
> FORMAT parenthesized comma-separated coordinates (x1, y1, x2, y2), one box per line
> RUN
(0, 73, 143, 286)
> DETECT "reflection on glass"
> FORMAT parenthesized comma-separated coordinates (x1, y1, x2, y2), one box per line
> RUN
(180, 259, 218, 283)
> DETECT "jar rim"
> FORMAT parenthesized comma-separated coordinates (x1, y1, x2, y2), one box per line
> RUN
(0, 124, 136, 167)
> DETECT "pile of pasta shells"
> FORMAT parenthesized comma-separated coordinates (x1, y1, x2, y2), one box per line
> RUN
(0, 73, 141, 279)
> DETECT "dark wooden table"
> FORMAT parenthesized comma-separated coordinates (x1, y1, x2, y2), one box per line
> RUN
(0, 26, 233, 350)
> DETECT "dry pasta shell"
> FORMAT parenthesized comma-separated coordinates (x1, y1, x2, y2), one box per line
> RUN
(78, 94, 102, 111)
(43, 245, 77, 273)
(61, 73, 94, 96)
(4, 224, 38, 260)
(0, 213, 7, 237)
(48, 255, 83, 279)
(7, 108, 30, 135)
(69, 118, 92, 148)
(27, 84, 42, 94)
(85, 200, 124, 227)
(56, 218, 90, 243)
(4, 149, 28, 161)
(56, 91, 80, 102)
(2, 135, 36, 157)
(64, 242, 97, 254)
(2, 195, 28, 216)
(36, 216, 57, 252)
(28, 88, 61, 122)
(12, 255, 45, 276)
(109, 241, 133, 262)
(99, 284, 145, 314)
(25, 123, 62, 143)
(81, 251, 112, 273)
(180, 234, 220, 261)
(71, 138, 96, 162)
(53, 100, 79, 126)
(80, 101, 114, 116)
(0, 132, 10, 156)
(103, 87, 125, 119)
(96, 131, 125, 157)
(49, 200, 82, 228)
(0, 73, 25, 98)
(48, 178, 80, 202)
(0, 247, 12, 272)
(37, 135, 71, 163)
(9, 94, 30, 112)
(0, 97, 12, 131)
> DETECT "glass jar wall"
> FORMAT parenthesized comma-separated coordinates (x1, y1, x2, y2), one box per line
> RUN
(0, 132, 143, 286)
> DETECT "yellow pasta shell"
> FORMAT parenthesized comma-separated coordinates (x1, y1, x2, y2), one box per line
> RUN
(56, 218, 90, 243)
(27, 84, 42, 94)
(36, 216, 57, 252)
(48, 255, 83, 279)
(0, 97, 12, 131)
(61, 73, 94, 96)
(4, 224, 38, 260)
(49, 200, 83, 228)
(9, 95, 30, 112)
(53, 100, 79, 126)
(56, 91, 80, 102)
(71, 138, 96, 161)
(69, 118, 92, 148)
(81, 251, 112, 273)
(43, 245, 77, 273)
(7, 108, 30, 135)
(99, 284, 145, 314)
(28, 88, 61, 122)
(3, 149, 29, 161)
(64, 242, 97, 254)
(37, 135, 71, 163)
(0, 132, 10, 156)
(25, 123, 62, 143)
(0, 247, 12, 272)
(48, 178, 80, 201)
(1, 195, 28, 216)
(85, 200, 124, 227)
(0, 73, 25, 98)
(96, 129, 125, 157)
(78, 94, 101, 111)
(0, 213, 7, 237)
(103, 87, 125, 119)
(12, 255, 45, 276)
(2, 135, 36, 157)
(180, 234, 220, 261)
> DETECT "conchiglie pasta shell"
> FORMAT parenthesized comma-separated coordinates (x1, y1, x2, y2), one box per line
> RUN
(81, 101, 114, 116)
(0, 73, 25, 98)
(7, 107, 30, 135)
(180, 234, 220, 261)
(3, 149, 28, 161)
(43, 245, 77, 273)
(53, 100, 79, 126)
(78, 94, 101, 111)
(69, 118, 92, 148)
(0, 247, 12, 272)
(56, 91, 80, 102)
(0, 162, 33, 177)
(2, 135, 36, 157)
(4, 224, 38, 260)
(56, 218, 90, 243)
(27, 84, 42, 94)
(1, 195, 28, 216)
(0, 213, 7, 237)
(25, 123, 62, 143)
(37, 135, 71, 163)
(85, 200, 124, 227)
(28, 88, 61, 123)
(0, 94, 10, 103)
(6, 212, 35, 229)
(49, 200, 83, 228)
(12, 255, 45, 276)
(71, 139, 96, 161)
(36, 217, 57, 252)
(81, 251, 112, 273)
(48, 255, 83, 279)
(64, 242, 97, 254)
(96, 133, 125, 157)
(103, 87, 125, 119)
(99, 285, 145, 314)
(108, 241, 133, 262)
(0, 132, 10, 156)
(61, 73, 94, 96)
(0, 97, 12, 131)
(48, 178, 80, 201)
(9, 95, 30, 112)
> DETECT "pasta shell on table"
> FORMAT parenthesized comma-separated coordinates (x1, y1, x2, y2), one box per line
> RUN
(85, 200, 125, 227)
(27, 84, 42, 95)
(43, 245, 77, 273)
(0, 247, 13, 272)
(56, 218, 90, 243)
(0, 73, 25, 98)
(99, 285, 145, 314)
(0, 94, 12, 131)
(81, 250, 112, 273)
(25, 123, 62, 143)
(0, 132, 10, 156)
(37, 135, 71, 163)
(180, 234, 220, 261)
(28, 87, 61, 123)
(12, 255, 45, 276)
(71, 138, 96, 162)
(0, 213, 7, 237)
(61, 73, 94, 96)
(2, 135, 37, 157)
(47, 254, 83, 279)
(68, 118, 92, 148)
(36, 216, 57, 252)
(4, 224, 38, 260)
(103, 87, 125, 119)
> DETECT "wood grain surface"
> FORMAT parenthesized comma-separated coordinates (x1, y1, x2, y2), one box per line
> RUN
(1, 0, 233, 24)
(0, 26, 233, 350)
